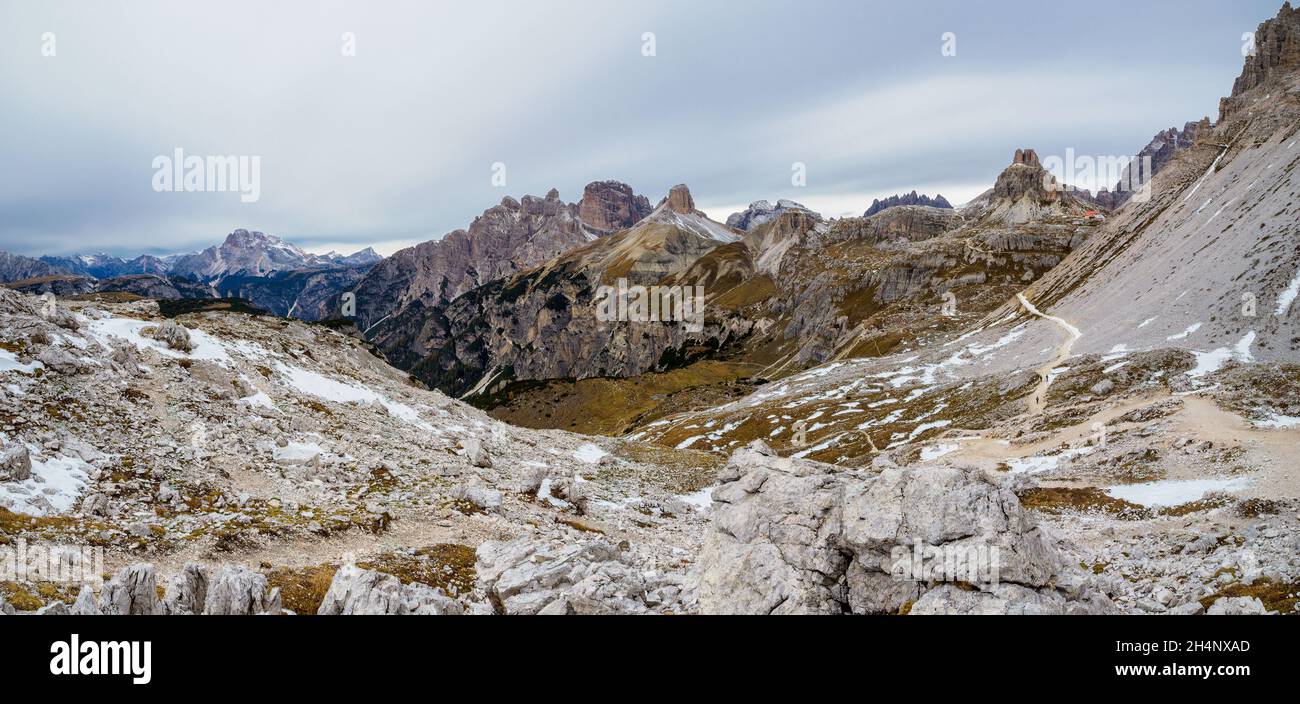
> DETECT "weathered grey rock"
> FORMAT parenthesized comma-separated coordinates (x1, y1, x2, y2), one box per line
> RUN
(99, 564, 160, 615)
(0, 444, 32, 482)
(1090, 379, 1116, 395)
(1169, 601, 1206, 616)
(460, 436, 492, 468)
(696, 443, 1115, 615)
(316, 564, 462, 615)
(452, 484, 501, 511)
(37, 601, 70, 615)
(162, 563, 210, 615)
(1206, 596, 1270, 615)
(80, 492, 110, 516)
(0, 595, 13, 615)
(36, 347, 91, 375)
(70, 586, 99, 615)
(154, 320, 193, 352)
(203, 565, 277, 615)
(475, 538, 652, 615)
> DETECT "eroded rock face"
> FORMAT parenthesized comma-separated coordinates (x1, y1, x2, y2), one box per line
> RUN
(727, 199, 817, 231)
(695, 442, 1116, 615)
(664, 184, 696, 214)
(0, 252, 60, 284)
(355, 182, 649, 334)
(203, 565, 279, 615)
(154, 320, 194, 353)
(99, 564, 161, 615)
(0, 444, 32, 482)
(475, 538, 687, 615)
(579, 181, 652, 234)
(1226, 2, 1300, 117)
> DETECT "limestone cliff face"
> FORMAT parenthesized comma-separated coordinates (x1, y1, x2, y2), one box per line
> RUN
(579, 181, 652, 234)
(1223, 1, 1300, 120)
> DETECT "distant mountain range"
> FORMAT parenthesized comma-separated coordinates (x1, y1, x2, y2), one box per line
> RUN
(863, 191, 953, 217)
(1, 230, 383, 320)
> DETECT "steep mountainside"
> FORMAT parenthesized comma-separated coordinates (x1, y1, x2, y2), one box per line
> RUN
(371, 185, 757, 399)
(386, 158, 1095, 428)
(0, 252, 59, 284)
(352, 182, 649, 333)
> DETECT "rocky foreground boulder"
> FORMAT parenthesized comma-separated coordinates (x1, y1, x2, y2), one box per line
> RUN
(474, 538, 692, 615)
(695, 442, 1117, 615)
(317, 564, 462, 615)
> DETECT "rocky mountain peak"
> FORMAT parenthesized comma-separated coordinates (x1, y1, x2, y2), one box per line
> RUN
(1231, 2, 1300, 99)
(1012, 148, 1042, 168)
(863, 191, 954, 217)
(578, 180, 652, 233)
(995, 148, 1058, 200)
(223, 229, 293, 250)
(664, 184, 696, 214)
(726, 199, 818, 231)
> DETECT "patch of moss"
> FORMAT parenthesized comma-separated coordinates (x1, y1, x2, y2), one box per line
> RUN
(357, 544, 476, 596)
(1199, 578, 1300, 614)
(1016, 487, 1150, 518)
(265, 563, 339, 615)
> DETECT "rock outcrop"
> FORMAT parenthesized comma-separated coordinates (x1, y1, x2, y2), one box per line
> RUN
(663, 183, 696, 214)
(0, 444, 32, 482)
(1223, 1, 1300, 120)
(727, 199, 818, 231)
(578, 180, 652, 234)
(355, 182, 648, 333)
(317, 564, 462, 615)
(475, 538, 689, 615)
(1091, 120, 1209, 210)
(962, 149, 1093, 224)
(99, 564, 162, 615)
(695, 442, 1116, 614)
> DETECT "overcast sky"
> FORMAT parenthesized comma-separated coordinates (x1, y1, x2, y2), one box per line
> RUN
(0, 0, 1285, 257)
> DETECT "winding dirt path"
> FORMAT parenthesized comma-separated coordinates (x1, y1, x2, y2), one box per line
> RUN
(1016, 293, 1081, 414)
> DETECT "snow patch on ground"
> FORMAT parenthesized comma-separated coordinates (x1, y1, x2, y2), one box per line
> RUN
(1276, 266, 1300, 316)
(1166, 323, 1202, 341)
(1106, 477, 1252, 507)
(573, 444, 608, 463)
(239, 391, 276, 410)
(275, 363, 429, 428)
(0, 451, 91, 516)
(1007, 447, 1095, 475)
(84, 317, 231, 364)
(920, 443, 960, 461)
(677, 487, 715, 511)
(0, 349, 43, 374)
(1254, 414, 1300, 429)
